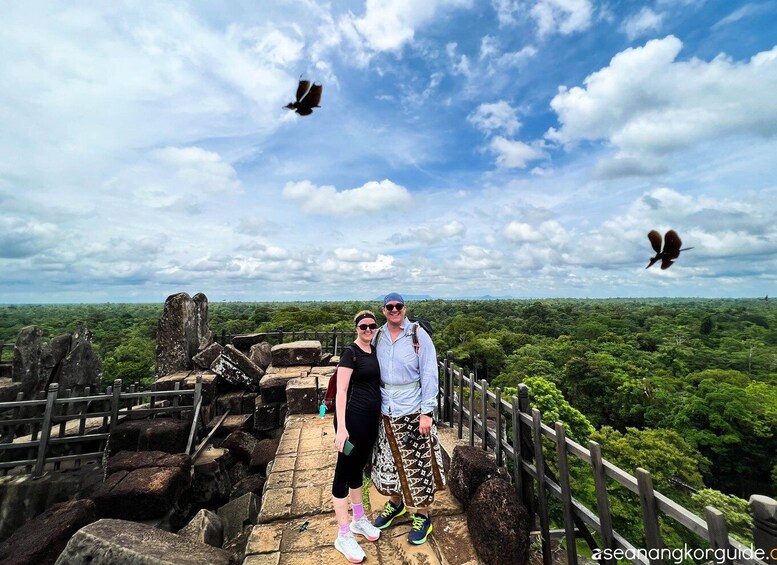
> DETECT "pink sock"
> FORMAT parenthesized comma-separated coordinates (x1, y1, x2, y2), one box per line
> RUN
(339, 524, 350, 536)
(352, 503, 364, 521)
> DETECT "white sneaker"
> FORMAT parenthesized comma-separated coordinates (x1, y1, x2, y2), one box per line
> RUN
(350, 516, 381, 541)
(335, 531, 366, 563)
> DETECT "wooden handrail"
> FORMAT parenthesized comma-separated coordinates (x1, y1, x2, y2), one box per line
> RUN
(438, 357, 769, 565)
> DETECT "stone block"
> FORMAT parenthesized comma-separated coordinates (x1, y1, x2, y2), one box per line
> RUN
(264, 366, 311, 377)
(286, 376, 317, 415)
(184, 370, 217, 404)
(270, 341, 321, 367)
(231, 475, 266, 500)
(249, 438, 280, 474)
(254, 401, 280, 431)
(467, 478, 530, 565)
(107, 418, 191, 457)
(0, 377, 22, 402)
(223, 345, 265, 381)
(177, 509, 223, 548)
(222, 430, 260, 463)
(231, 333, 270, 352)
(260, 373, 302, 404)
(448, 445, 502, 509)
(92, 466, 189, 520)
(191, 447, 232, 507)
(208, 414, 253, 434)
(106, 450, 191, 476)
(211, 354, 257, 392)
(215, 390, 246, 416)
(55, 518, 233, 564)
(153, 371, 189, 391)
(193, 342, 223, 370)
(0, 499, 96, 565)
(249, 342, 273, 371)
(218, 492, 260, 542)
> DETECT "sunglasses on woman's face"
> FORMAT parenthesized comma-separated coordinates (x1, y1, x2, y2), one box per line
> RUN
(358, 323, 378, 331)
(384, 303, 404, 312)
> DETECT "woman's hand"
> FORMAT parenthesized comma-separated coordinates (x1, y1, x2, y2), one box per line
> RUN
(335, 428, 350, 453)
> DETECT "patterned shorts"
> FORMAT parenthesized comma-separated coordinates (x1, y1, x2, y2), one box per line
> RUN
(370, 413, 446, 508)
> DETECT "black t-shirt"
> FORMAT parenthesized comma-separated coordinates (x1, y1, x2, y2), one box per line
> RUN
(339, 342, 381, 414)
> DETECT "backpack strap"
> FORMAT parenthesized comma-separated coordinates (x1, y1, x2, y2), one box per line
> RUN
(412, 322, 420, 355)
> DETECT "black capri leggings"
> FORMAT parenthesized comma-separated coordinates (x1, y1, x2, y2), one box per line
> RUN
(332, 409, 380, 498)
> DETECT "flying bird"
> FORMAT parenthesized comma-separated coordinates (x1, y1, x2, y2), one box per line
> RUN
(284, 78, 322, 116)
(646, 230, 694, 270)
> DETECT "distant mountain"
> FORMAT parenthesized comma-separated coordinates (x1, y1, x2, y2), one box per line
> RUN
(373, 294, 434, 301)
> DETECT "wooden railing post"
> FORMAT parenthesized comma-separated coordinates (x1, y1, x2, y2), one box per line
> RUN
(480, 379, 488, 450)
(636, 468, 664, 564)
(457, 367, 464, 439)
(109, 379, 122, 432)
(443, 351, 452, 423)
(532, 409, 552, 565)
(495, 387, 502, 466)
(518, 384, 534, 519)
(511, 396, 524, 504)
(589, 441, 616, 565)
(705, 506, 732, 565)
(468, 372, 475, 447)
(555, 422, 577, 565)
(33, 383, 59, 477)
(749, 495, 777, 565)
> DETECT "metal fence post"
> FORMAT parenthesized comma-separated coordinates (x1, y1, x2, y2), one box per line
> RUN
(33, 383, 59, 477)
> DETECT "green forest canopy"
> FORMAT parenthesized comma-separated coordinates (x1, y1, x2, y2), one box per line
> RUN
(2, 298, 775, 513)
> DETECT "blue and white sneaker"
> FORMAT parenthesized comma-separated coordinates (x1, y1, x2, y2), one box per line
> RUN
(407, 513, 433, 545)
(373, 499, 406, 530)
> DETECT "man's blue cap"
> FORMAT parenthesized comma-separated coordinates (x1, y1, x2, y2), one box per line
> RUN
(383, 292, 404, 306)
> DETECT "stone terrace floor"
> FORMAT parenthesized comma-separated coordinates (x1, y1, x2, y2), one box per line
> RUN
(245, 414, 483, 565)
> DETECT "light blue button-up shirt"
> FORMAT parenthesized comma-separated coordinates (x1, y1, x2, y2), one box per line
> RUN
(374, 318, 438, 417)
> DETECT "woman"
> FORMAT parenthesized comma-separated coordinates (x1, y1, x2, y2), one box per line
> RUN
(331, 310, 382, 563)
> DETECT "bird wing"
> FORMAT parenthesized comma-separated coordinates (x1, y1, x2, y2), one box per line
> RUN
(660, 258, 675, 270)
(648, 230, 662, 254)
(663, 230, 682, 259)
(302, 83, 322, 108)
(295, 80, 311, 103)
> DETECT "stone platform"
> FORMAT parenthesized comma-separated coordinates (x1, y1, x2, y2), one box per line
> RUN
(248, 414, 482, 564)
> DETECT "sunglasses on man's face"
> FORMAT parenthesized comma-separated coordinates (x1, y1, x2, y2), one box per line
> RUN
(358, 323, 378, 331)
(384, 303, 404, 312)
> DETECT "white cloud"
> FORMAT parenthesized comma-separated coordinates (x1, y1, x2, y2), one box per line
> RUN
(620, 7, 664, 40)
(492, 0, 522, 26)
(106, 146, 241, 209)
(531, 0, 593, 37)
(326, 0, 473, 65)
(712, 3, 775, 30)
(490, 137, 546, 168)
(334, 248, 374, 262)
(282, 179, 412, 215)
(547, 36, 777, 176)
(0, 217, 59, 258)
(468, 101, 522, 136)
(392, 219, 467, 244)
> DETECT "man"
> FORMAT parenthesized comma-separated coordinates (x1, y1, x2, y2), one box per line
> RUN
(371, 292, 446, 545)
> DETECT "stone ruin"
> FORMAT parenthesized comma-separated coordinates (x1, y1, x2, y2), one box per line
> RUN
(0, 321, 103, 403)
(0, 291, 340, 565)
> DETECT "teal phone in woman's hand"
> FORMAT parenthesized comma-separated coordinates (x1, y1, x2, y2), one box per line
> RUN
(343, 439, 354, 456)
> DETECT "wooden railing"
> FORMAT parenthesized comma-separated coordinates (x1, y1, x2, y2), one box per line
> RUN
(0, 378, 202, 478)
(437, 352, 771, 565)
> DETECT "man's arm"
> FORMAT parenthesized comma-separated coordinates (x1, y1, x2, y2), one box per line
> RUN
(417, 327, 438, 417)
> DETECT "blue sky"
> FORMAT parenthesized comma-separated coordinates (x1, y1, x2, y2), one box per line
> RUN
(1, 0, 776, 303)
